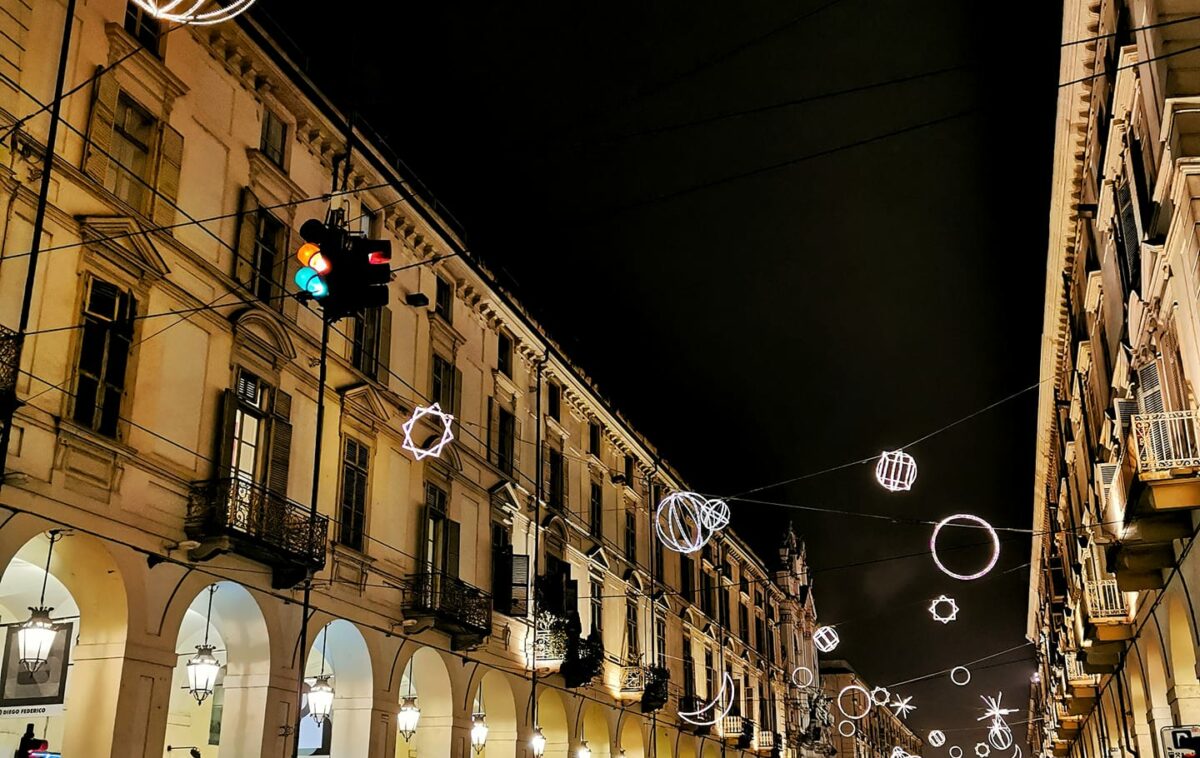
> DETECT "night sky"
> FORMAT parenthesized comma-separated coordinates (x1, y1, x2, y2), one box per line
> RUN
(272, 0, 1062, 745)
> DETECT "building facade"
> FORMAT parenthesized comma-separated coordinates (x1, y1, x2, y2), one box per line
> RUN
(0, 2, 836, 757)
(1027, 1, 1200, 758)
(819, 661, 921, 758)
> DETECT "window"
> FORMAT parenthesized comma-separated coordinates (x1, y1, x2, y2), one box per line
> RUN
(739, 603, 749, 644)
(124, 3, 162, 55)
(589, 480, 603, 537)
(590, 579, 603, 634)
(435, 275, 452, 322)
(623, 454, 635, 485)
(625, 596, 639, 659)
(207, 668, 225, 744)
(260, 109, 287, 168)
(432, 354, 455, 410)
(739, 573, 749, 595)
(680, 555, 694, 601)
(655, 618, 666, 666)
(700, 571, 714, 618)
(497, 331, 512, 377)
(682, 635, 696, 697)
(250, 210, 286, 304)
(230, 371, 267, 481)
(718, 582, 730, 629)
(755, 616, 765, 654)
(352, 308, 381, 377)
(588, 421, 601, 456)
(338, 437, 369, 551)
(106, 95, 155, 211)
(223, 369, 292, 499)
(766, 623, 776, 665)
(497, 407, 515, 476)
(624, 511, 637, 562)
(654, 539, 664, 580)
(358, 205, 377, 237)
(704, 647, 715, 697)
(423, 482, 460, 577)
(73, 279, 135, 437)
(548, 447, 565, 510)
(548, 382, 561, 421)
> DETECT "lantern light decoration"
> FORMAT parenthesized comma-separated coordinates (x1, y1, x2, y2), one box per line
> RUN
(875, 450, 917, 492)
(655, 491, 730, 554)
(813, 625, 840, 653)
(401, 404, 455, 461)
(17, 531, 63, 674)
(470, 713, 488, 754)
(530, 727, 547, 756)
(308, 624, 335, 725)
(186, 585, 221, 704)
(130, 0, 258, 26)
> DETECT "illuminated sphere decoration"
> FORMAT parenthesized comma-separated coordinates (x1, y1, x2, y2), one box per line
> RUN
(655, 491, 728, 554)
(875, 450, 918, 492)
(186, 644, 221, 704)
(930, 514, 1001, 581)
(928, 731, 946, 748)
(813, 625, 840, 653)
(401, 403, 455, 461)
(988, 725, 1013, 751)
(130, 0, 258, 25)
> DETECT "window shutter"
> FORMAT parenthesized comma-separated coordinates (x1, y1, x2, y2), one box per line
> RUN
(562, 454, 570, 510)
(511, 553, 530, 616)
(542, 442, 550, 504)
(565, 578, 578, 617)
(486, 396, 497, 465)
(493, 545, 513, 612)
(151, 123, 184, 228)
(417, 504, 431, 569)
(1116, 182, 1141, 292)
(512, 416, 522, 476)
(234, 188, 259, 289)
(376, 306, 392, 385)
(215, 388, 238, 478)
(453, 367, 463, 418)
(267, 390, 292, 499)
(1137, 361, 1164, 414)
(444, 519, 460, 578)
(83, 67, 118, 184)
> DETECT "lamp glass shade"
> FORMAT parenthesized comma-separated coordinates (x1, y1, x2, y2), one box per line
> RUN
(577, 740, 591, 758)
(530, 727, 547, 756)
(470, 714, 488, 754)
(398, 696, 421, 741)
(308, 675, 335, 725)
(17, 607, 56, 673)
(186, 644, 221, 704)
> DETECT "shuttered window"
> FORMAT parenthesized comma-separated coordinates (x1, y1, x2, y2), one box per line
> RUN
(432, 354, 456, 410)
(260, 109, 287, 168)
(338, 438, 369, 552)
(497, 331, 512, 377)
(588, 421, 601, 456)
(219, 370, 291, 499)
(435, 275, 453, 322)
(625, 595, 639, 659)
(72, 278, 136, 437)
(1115, 182, 1141, 294)
(548, 446, 565, 510)
(352, 307, 391, 382)
(548, 382, 561, 421)
(421, 483, 459, 577)
(624, 510, 636, 562)
(107, 95, 155, 212)
(589, 480, 603, 537)
(682, 635, 695, 697)
(123, 3, 163, 56)
(590, 579, 603, 634)
(497, 407, 515, 476)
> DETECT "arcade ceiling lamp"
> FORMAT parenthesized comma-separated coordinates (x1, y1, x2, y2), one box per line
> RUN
(470, 685, 488, 754)
(186, 585, 221, 704)
(17, 531, 62, 674)
(530, 727, 547, 757)
(308, 624, 335, 725)
(398, 658, 421, 741)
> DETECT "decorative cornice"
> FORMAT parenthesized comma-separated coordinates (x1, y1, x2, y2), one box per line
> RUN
(105, 23, 189, 116)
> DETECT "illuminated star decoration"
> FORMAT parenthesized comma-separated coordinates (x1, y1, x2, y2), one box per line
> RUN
(131, 0, 259, 24)
(977, 693, 1018, 725)
(929, 595, 959, 624)
(401, 404, 455, 461)
(975, 744, 991, 758)
(890, 694, 916, 720)
(871, 687, 891, 706)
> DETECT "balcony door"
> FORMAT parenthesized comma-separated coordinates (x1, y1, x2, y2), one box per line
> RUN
(219, 370, 292, 535)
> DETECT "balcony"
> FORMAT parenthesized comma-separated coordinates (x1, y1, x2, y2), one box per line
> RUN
(721, 714, 745, 741)
(620, 664, 646, 694)
(679, 696, 711, 735)
(186, 477, 328, 589)
(756, 729, 777, 752)
(1133, 411, 1200, 501)
(531, 611, 568, 666)
(401, 571, 491, 650)
(618, 664, 669, 712)
(1083, 578, 1133, 636)
(0, 324, 17, 416)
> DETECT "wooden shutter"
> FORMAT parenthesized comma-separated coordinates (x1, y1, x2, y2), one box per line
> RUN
(493, 545, 513, 612)
(215, 388, 238, 478)
(512, 416, 522, 476)
(376, 306, 392, 385)
(234, 188, 259, 288)
(562, 454, 570, 510)
(453, 367, 463, 418)
(83, 67, 118, 184)
(486, 396, 497, 465)
(1116, 182, 1141, 291)
(266, 390, 292, 498)
(1138, 361, 1164, 414)
(444, 519, 460, 578)
(511, 553, 530, 616)
(152, 123, 184, 228)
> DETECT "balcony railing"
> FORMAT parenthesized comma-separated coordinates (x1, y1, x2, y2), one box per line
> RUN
(186, 477, 328, 587)
(757, 729, 776, 749)
(1133, 411, 1200, 472)
(1064, 653, 1100, 686)
(0, 324, 17, 403)
(620, 664, 646, 693)
(1084, 578, 1131, 620)
(402, 571, 492, 645)
(533, 612, 568, 663)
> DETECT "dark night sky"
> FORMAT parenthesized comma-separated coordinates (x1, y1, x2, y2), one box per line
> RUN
(270, 0, 1062, 744)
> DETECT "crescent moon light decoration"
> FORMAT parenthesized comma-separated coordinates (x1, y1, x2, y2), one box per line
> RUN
(678, 673, 735, 726)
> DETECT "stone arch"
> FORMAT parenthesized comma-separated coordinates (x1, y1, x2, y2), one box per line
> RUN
(1124, 647, 1156, 757)
(161, 581, 271, 756)
(232, 308, 297, 365)
(579, 701, 613, 758)
(464, 667, 520, 758)
(536, 687, 570, 757)
(649, 724, 677, 757)
(1165, 588, 1200, 724)
(0, 528, 129, 756)
(301, 619, 373, 757)
(1134, 627, 1173, 739)
(617, 712, 645, 758)
(393, 646, 454, 757)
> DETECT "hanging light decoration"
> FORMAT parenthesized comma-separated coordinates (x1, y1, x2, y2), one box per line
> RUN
(17, 532, 62, 674)
(875, 450, 917, 492)
(186, 585, 221, 704)
(129, 0, 258, 25)
(577, 740, 591, 758)
(530, 727, 547, 756)
(470, 713, 489, 754)
(308, 624, 335, 725)
(398, 696, 421, 741)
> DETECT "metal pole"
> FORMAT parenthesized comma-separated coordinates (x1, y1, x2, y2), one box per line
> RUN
(292, 319, 330, 758)
(0, 0, 77, 486)
(530, 357, 545, 750)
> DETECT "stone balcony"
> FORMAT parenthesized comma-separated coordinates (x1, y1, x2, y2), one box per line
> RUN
(1082, 578, 1135, 643)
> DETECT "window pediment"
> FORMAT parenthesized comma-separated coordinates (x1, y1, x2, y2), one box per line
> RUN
(231, 308, 296, 377)
(79, 216, 170, 283)
(342, 383, 392, 424)
(105, 23, 188, 118)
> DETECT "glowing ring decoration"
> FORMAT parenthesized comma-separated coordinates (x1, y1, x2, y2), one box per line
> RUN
(791, 666, 815, 688)
(876, 449, 918, 491)
(871, 686, 891, 706)
(928, 731, 946, 748)
(949, 748, 963, 758)
(950, 666, 971, 686)
(974, 744, 990, 758)
(655, 492, 727, 554)
(838, 721, 856, 738)
(930, 514, 1001, 581)
(988, 726, 1013, 751)
(837, 684, 872, 721)
(130, 0, 258, 25)
(401, 404, 455, 461)
(813, 625, 840, 653)
(678, 672, 735, 726)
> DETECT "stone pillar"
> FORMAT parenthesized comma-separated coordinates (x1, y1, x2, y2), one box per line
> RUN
(330, 693, 374, 756)
(373, 702, 397, 758)
(218, 671, 271, 756)
(1169, 683, 1200, 725)
(75, 638, 175, 758)
(1148, 704, 1175, 757)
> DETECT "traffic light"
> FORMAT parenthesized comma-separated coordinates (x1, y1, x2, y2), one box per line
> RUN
(294, 218, 391, 321)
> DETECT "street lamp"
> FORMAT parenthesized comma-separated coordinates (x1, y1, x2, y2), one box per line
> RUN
(577, 740, 591, 758)
(308, 675, 335, 725)
(398, 696, 421, 741)
(185, 585, 220, 704)
(530, 727, 546, 756)
(17, 532, 62, 673)
(471, 713, 489, 754)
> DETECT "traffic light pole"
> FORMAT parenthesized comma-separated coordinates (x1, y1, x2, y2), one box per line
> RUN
(0, 0, 77, 490)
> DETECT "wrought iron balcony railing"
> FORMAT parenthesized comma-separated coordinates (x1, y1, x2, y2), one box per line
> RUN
(1133, 411, 1200, 472)
(533, 612, 568, 663)
(620, 664, 646, 693)
(1084, 578, 1131, 620)
(186, 477, 328, 587)
(0, 324, 17, 401)
(402, 571, 492, 642)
